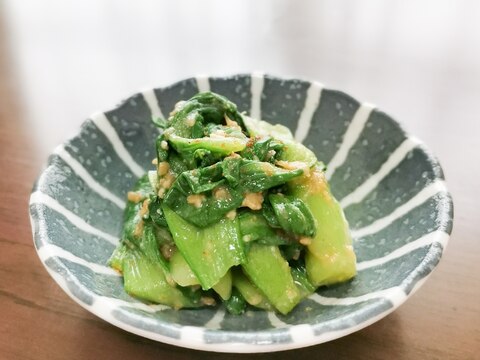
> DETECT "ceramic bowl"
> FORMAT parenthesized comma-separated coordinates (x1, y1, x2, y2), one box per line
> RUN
(29, 74, 453, 352)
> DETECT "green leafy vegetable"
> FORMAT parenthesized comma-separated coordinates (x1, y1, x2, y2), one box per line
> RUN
(232, 268, 273, 310)
(223, 288, 247, 315)
(163, 205, 245, 290)
(290, 262, 316, 299)
(242, 243, 301, 314)
(289, 165, 357, 286)
(268, 193, 316, 237)
(212, 270, 233, 300)
(122, 249, 201, 309)
(238, 211, 288, 246)
(165, 130, 249, 156)
(163, 157, 303, 228)
(109, 91, 357, 314)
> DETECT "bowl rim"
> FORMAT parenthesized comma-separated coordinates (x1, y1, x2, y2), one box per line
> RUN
(29, 72, 454, 353)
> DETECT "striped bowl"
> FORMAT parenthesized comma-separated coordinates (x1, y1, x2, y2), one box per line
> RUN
(29, 74, 453, 352)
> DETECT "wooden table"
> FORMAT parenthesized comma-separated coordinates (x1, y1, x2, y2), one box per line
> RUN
(1, 1, 479, 359)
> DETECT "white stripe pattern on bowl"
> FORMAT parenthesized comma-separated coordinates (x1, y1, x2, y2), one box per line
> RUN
(90, 112, 145, 178)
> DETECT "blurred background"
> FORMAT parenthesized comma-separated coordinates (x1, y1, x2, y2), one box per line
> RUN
(2, 0, 479, 158)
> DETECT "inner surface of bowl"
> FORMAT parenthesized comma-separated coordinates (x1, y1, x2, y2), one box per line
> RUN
(29, 74, 453, 352)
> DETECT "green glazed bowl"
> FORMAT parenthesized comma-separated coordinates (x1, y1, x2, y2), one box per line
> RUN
(29, 74, 453, 352)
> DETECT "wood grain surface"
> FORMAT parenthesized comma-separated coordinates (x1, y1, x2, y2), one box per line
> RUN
(0, 1, 479, 359)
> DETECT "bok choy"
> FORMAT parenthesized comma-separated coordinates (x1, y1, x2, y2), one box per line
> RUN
(109, 91, 356, 314)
